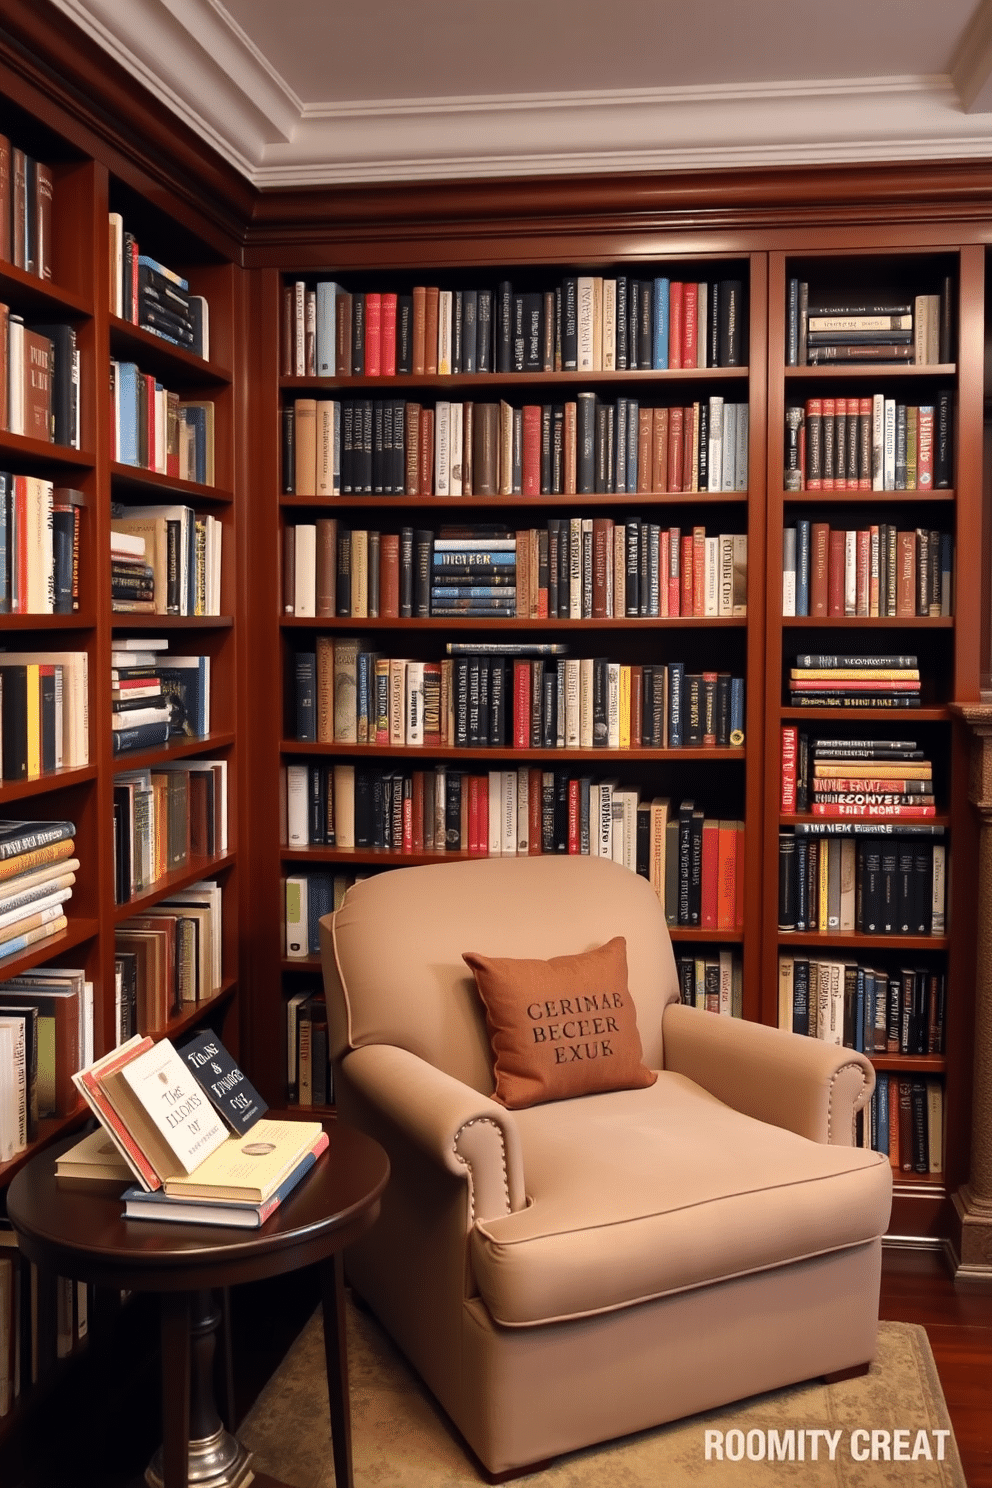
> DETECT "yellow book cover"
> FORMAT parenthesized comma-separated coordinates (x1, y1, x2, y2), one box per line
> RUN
(163, 1118, 323, 1201)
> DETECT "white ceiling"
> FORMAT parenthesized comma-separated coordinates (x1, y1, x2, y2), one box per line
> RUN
(51, 0, 992, 186)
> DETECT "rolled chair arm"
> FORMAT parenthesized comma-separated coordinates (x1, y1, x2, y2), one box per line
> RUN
(342, 1043, 526, 1219)
(662, 1003, 874, 1146)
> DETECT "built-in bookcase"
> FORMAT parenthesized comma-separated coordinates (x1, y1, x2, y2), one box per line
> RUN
(763, 247, 984, 1239)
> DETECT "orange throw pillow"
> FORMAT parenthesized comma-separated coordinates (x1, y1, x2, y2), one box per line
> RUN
(463, 936, 656, 1109)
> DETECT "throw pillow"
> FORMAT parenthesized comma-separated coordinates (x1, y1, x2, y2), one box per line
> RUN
(462, 936, 656, 1109)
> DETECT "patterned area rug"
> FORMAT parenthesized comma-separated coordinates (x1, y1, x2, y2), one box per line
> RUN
(238, 1299, 965, 1487)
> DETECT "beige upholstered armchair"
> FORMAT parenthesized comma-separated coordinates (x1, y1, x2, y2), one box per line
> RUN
(319, 855, 892, 1479)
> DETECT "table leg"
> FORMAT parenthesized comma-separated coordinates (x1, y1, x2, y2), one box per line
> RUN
(320, 1252, 354, 1488)
(157, 1291, 191, 1488)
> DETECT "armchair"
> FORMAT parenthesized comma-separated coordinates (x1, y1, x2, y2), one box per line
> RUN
(319, 855, 892, 1479)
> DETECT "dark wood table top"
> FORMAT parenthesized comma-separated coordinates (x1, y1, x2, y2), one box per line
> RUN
(6, 1119, 389, 1293)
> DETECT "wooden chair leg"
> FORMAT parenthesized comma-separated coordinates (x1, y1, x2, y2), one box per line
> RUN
(823, 1360, 871, 1383)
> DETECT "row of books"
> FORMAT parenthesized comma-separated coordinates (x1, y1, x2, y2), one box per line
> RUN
(111, 640, 210, 755)
(785, 282, 952, 366)
(284, 791, 745, 931)
(784, 394, 952, 491)
(108, 217, 210, 358)
(781, 728, 935, 817)
(286, 990, 335, 1107)
(676, 951, 743, 1018)
(0, 1228, 85, 1416)
(0, 477, 81, 615)
(283, 275, 747, 380)
(67, 1030, 328, 1228)
(0, 954, 93, 1138)
(0, 136, 53, 279)
(777, 825, 946, 936)
(0, 651, 89, 779)
(110, 362, 215, 485)
(777, 954, 944, 1055)
(782, 523, 952, 620)
(0, 819, 78, 974)
(294, 643, 745, 752)
(113, 761, 227, 905)
(788, 654, 923, 716)
(861, 1074, 942, 1175)
(116, 880, 222, 1030)
(0, 309, 78, 446)
(285, 394, 750, 499)
(111, 505, 222, 617)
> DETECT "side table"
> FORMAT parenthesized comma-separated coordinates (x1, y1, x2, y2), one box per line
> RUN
(6, 1120, 389, 1488)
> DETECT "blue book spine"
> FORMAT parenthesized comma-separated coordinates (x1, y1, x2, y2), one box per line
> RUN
(729, 677, 745, 745)
(854, 968, 865, 1053)
(316, 282, 337, 377)
(652, 278, 670, 370)
(796, 519, 811, 616)
(432, 551, 516, 568)
(333, 402, 341, 495)
(111, 720, 171, 754)
(865, 973, 876, 1057)
(615, 399, 627, 493)
(357, 651, 373, 738)
(626, 398, 638, 493)
(876, 1073, 889, 1155)
(431, 587, 517, 601)
(118, 362, 140, 465)
(0, 472, 8, 614)
(668, 661, 684, 747)
(137, 253, 189, 290)
(307, 872, 334, 952)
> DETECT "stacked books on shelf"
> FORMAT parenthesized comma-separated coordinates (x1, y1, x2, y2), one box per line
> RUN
(0, 820, 77, 967)
(0, 479, 82, 615)
(284, 799, 744, 925)
(283, 274, 746, 378)
(0, 310, 79, 446)
(286, 522, 747, 622)
(786, 280, 952, 366)
(676, 951, 743, 1017)
(784, 394, 952, 492)
(113, 753, 226, 902)
(787, 655, 922, 711)
(110, 362, 214, 485)
(777, 822, 946, 935)
(0, 960, 92, 1144)
(781, 729, 935, 819)
(111, 503, 222, 615)
(861, 1074, 942, 1175)
(0, 136, 53, 278)
(107, 219, 209, 359)
(0, 1222, 87, 1411)
(778, 951, 944, 1054)
(0, 649, 89, 778)
(293, 641, 745, 751)
(115, 879, 223, 1028)
(783, 524, 952, 619)
(68, 1032, 325, 1227)
(111, 638, 210, 754)
(285, 394, 749, 497)
(285, 990, 334, 1106)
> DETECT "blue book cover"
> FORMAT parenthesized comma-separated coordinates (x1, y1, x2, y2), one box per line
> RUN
(316, 281, 341, 376)
(430, 587, 517, 601)
(120, 1141, 323, 1226)
(652, 278, 670, 370)
(111, 720, 170, 754)
(730, 677, 745, 746)
(307, 872, 335, 953)
(117, 362, 140, 465)
(668, 662, 684, 747)
(854, 967, 865, 1052)
(615, 399, 628, 493)
(796, 519, 812, 616)
(626, 398, 639, 494)
(137, 253, 189, 291)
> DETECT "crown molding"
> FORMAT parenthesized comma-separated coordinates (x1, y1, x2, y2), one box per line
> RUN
(43, 1, 992, 187)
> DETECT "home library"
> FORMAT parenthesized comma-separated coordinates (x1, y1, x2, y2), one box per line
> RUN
(0, 50, 244, 1456)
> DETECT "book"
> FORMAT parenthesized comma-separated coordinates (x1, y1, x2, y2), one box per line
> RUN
(162, 1116, 325, 1202)
(179, 1031, 268, 1133)
(96, 1036, 228, 1181)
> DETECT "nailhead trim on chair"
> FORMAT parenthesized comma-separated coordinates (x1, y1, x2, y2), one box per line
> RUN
(827, 1062, 873, 1144)
(454, 1117, 512, 1222)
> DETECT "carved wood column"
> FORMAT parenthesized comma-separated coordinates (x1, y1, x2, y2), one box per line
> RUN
(951, 705, 992, 1282)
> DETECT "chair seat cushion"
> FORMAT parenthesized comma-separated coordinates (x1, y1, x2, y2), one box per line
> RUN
(470, 1072, 892, 1327)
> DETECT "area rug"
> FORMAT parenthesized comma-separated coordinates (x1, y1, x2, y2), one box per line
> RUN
(237, 1298, 965, 1487)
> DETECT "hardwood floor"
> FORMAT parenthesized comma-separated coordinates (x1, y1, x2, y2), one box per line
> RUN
(880, 1248, 992, 1487)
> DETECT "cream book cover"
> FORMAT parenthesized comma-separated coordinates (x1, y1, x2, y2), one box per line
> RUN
(105, 1037, 228, 1178)
(163, 1118, 324, 1201)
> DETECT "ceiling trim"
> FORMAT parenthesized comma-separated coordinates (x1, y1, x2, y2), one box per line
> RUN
(47, 0, 992, 188)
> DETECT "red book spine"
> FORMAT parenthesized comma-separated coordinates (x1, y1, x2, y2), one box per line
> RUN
(701, 818, 719, 929)
(681, 534, 694, 617)
(735, 823, 745, 928)
(668, 281, 684, 369)
(468, 775, 481, 854)
(522, 405, 542, 496)
(827, 528, 845, 616)
(513, 661, 531, 748)
(528, 767, 542, 854)
(477, 777, 489, 855)
(692, 525, 706, 617)
(380, 293, 397, 376)
(364, 292, 382, 376)
(810, 521, 830, 617)
(781, 725, 798, 813)
(821, 396, 836, 491)
(411, 772, 425, 850)
(568, 779, 580, 854)
(402, 790, 413, 852)
(668, 528, 681, 616)
(811, 802, 936, 818)
(795, 677, 920, 691)
(805, 397, 823, 489)
(682, 404, 695, 493)
(682, 282, 698, 367)
(418, 408, 434, 495)
(717, 821, 737, 930)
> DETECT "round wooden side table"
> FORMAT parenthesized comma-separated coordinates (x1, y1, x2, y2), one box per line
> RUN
(6, 1120, 389, 1488)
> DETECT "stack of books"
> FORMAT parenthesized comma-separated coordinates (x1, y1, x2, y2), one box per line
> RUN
(110, 527, 156, 614)
(68, 1031, 326, 1227)
(108, 217, 209, 359)
(0, 822, 76, 967)
(782, 730, 935, 819)
(112, 639, 210, 755)
(788, 654, 921, 710)
(111, 503, 222, 616)
(786, 281, 951, 366)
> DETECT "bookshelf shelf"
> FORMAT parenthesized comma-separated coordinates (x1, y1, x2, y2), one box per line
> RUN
(111, 731, 235, 772)
(781, 616, 955, 628)
(280, 741, 747, 763)
(780, 490, 955, 505)
(280, 367, 752, 393)
(280, 615, 749, 631)
(783, 364, 956, 381)
(0, 764, 98, 803)
(279, 491, 750, 512)
(113, 851, 236, 921)
(109, 463, 233, 505)
(0, 613, 96, 629)
(778, 932, 949, 952)
(110, 614, 234, 631)
(0, 261, 91, 316)
(0, 430, 93, 467)
(0, 917, 100, 980)
(109, 314, 232, 385)
(780, 704, 950, 721)
(871, 1054, 947, 1074)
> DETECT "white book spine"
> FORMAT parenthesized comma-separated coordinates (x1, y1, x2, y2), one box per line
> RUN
(448, 401, 463, 496)
(883, 398, 896, 491)
(405, 660, 424, 746)
(564, 659, 580, 747)
(782, 527, 797, 616)
(437, 289, 453, 374)
(487, 772, 502, 856)
(602, 279, 616, 371)
(721, 403, 737, 491)
(434, 402, 451, 496)
(704, 536, 720, 617)
(501, 770, 517, 856)
(576, 277, 595, 371)
(516, 765, 529, 856)
(872, 393, 885, 490)
(579, 657, 594, 749)
(293, 525, 316, 617)
(607, 663, 620, 749)
(707, 397, 724, 493)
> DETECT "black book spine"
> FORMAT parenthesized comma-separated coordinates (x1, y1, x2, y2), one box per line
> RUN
(625, 521, 639, 616)
(679, 803, 695, 926)
(688, 810, 703, 925)
(282, 406, 295, 494)
(719, 279, 744, 367)
(592, 658, 609, 747)
(392, 399, 405, 498)
(372, 401, 385, 495)
(716, 673, 731, 746)
(354, 769, 373, 849)
(476, 289, 493, 373)
(562, 277, 578, 370)
(523, 292, 543, 371)
(468, 661, 481, 747)
(576, 392, 596, 495)
(530, 660, 543, 749)
(396, 294, 413, 374)
(547, 517, 560, 616)
(541, 772, 555, 853)
(351, 292, 366, 374)
(793, 957, 810, 1035)
(295, 652, 316, 741)
(452, 289, 463, 375)
(778, 829, 796, 930)
(399, 526, 414, 618)
(309, 764, 325, 845)
(708, 280, 720, 367)
(542, 666, 557, 748)
(490, 658, 506, 746)
(496, 280, 513, 373)
(880, 843, 898, 934)
(934, 391, 953, 488)
(360, 399, 374, 494)
(445, 771, 462, 848)
(615, 276, 629, 370)
(414, 529, 432, 618)
(462, 289, 477, 374)
(911, 1079, 929, 1172)
(540, 405, 553, 496)
(512, 293, 525, 373)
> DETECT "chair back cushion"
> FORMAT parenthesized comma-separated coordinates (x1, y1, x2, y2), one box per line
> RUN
(320, 856, 679, 1094)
